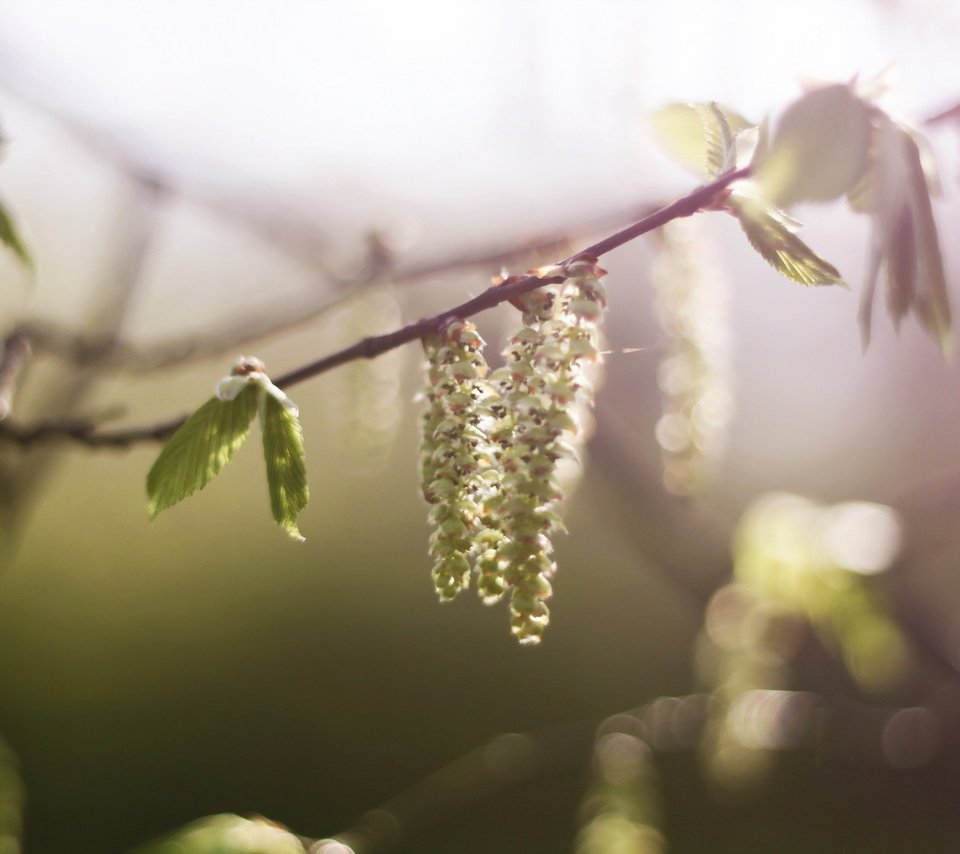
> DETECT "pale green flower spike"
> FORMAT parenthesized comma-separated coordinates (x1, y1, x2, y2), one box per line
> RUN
(419, 320, 500, 602)
(490, 259, 607, 644)
(417, 260, 608, 644)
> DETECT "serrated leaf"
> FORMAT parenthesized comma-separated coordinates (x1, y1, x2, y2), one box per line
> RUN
(261, 393, 308, 541)
(147, 384, 259, 517)
(651, 102, 753, 178)
(731, 197, 844, 286)
(755, 84, 872, 208)
(0, 195, 32, 272)
(709, 102, 737, 175)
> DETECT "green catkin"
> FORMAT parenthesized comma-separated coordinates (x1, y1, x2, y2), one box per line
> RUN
(419, 319, 499, 601)
(418, 259, 607, 643)
(490, 259, 607, 644)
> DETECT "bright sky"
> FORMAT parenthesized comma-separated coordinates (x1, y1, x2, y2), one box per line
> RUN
(2, 0, 956, 226)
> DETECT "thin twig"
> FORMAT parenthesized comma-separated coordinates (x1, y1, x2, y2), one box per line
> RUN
(9, 212, 624, 375)
(0, 172, 163, 545)
(0, 167, 749, 449)
(275, 166, 749, 389)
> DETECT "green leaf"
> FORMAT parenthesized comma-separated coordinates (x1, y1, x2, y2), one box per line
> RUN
(147, 384, 259, 517)
(260, 393, 309, 541)
(755, 84, 872, 208)
(709, 102, 737, 176)
(651, 102, 753, 178)
(731, 197, 844, 286)
(0, 195, 32, 272)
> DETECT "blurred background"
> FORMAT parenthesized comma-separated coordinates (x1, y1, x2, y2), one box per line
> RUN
(0, 0, 959, 851)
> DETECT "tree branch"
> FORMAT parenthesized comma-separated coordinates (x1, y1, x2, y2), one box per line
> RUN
(0, 167, 749, 449)
(9, 213, 620, 376)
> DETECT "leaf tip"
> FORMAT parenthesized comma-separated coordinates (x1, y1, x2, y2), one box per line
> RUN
(283, 525, 306, 543)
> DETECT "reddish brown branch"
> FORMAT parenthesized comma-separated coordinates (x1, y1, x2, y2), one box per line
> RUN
(11, 203, 662, 376)
(0, 167, 750, 449)
(275, 166, 750, 389)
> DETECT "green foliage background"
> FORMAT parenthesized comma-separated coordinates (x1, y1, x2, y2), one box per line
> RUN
(0, 389, 697, 851)
(0, 344, 958, 852)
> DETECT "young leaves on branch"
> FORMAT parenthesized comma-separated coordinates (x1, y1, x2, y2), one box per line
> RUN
(759, 78, 952, 354)
(652, 99, 844, 288)
(147, 356, 309, 539)
(650, 102, 752, 179)
(653, 77, 952, 354)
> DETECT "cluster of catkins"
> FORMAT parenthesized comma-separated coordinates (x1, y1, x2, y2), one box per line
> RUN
(419, 258, 607, 644)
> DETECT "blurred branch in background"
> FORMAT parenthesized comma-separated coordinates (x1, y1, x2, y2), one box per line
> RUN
(300, 679, 957, 854)
(0, 66, 659, 375)
(0, 171, 161, 535)
(308, 725, 595, 854)
(4, 223, 597, 377)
